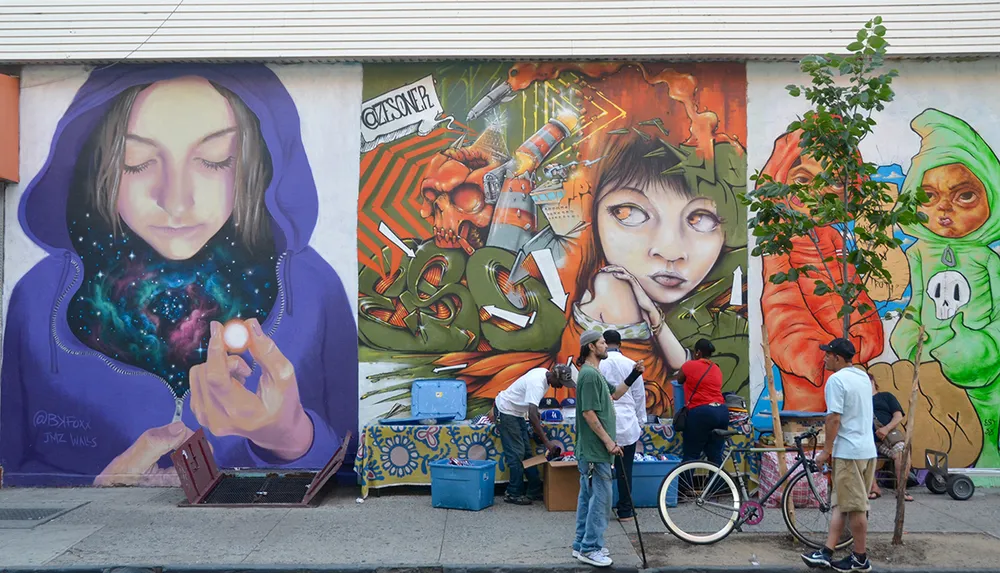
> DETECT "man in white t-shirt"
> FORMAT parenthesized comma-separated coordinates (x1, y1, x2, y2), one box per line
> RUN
(599, 330, 646, 522)
(802, 338, 877, 573)
(494, 364, 574, 505)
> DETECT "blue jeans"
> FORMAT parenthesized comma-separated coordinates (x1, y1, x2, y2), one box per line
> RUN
(682, 404, 730, 466)
(497, 412, 541, 498)
(573, 457, 613, 554)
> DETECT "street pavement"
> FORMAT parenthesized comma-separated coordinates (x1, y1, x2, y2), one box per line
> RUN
(0, 483, 997, 570)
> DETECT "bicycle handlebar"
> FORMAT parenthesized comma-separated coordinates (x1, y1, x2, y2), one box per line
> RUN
(793, 429, 819, 444)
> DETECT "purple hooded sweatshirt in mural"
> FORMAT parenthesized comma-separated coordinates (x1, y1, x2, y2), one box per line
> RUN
(0, 64, 358, 486)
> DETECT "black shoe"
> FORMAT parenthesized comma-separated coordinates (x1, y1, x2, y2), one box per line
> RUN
(801, 548, 833, 569)
(503, 494, 532, 505)
(831, 553, 871, 572)
(527, 492, 544, 501)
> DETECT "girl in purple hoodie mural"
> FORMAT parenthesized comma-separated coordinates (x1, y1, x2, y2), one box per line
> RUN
(1, 65, 357, 486)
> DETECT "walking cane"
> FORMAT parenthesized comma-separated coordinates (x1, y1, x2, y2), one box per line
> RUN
(616, 452, 647, 568)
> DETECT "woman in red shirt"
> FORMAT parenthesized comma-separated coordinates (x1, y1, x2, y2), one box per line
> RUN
(671, 339, 728, 465)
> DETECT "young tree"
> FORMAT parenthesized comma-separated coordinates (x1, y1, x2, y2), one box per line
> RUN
(743, 18, 926, 339)
(744, 19, 929, 546)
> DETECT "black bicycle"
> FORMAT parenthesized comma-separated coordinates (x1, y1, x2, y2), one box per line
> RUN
(657, 428, 851, 549)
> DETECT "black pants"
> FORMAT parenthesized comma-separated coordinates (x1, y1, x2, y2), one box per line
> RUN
(681, 404, 730, 466)
(615, 441, 638, 518)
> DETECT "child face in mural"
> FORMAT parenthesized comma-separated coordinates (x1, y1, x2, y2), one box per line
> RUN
(918, 162, 990, 238)
(786, 154, 846, 214)
(597, 178, 724, 305)
(118, 77, 238, 260)
(580, 136, 725, 372)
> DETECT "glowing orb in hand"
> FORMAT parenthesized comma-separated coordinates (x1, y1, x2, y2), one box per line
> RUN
(223, 321, 250, 352)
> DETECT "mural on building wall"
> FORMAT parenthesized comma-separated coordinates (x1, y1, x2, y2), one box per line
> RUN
(358, 62, 750, 422)
(755, 107, 1000, 469)
(0, 64, 358, 486)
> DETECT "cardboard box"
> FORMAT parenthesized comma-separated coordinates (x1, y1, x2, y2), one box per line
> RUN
(543, 460, 580, 512)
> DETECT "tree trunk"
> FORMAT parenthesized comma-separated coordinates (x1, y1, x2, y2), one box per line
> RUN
(842, 173, 852, 340)
(892, 325, 925, 545)
(761, 322, 792, 520)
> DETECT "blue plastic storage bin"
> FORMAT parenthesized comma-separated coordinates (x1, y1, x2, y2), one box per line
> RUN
(612, 456, 681, 508)
(429, 459, 497, 511)
(671, 380, 685, 414)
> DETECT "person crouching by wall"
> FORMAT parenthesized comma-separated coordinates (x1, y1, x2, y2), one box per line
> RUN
(494, 363, 574, 505)
(668, 339, 728, 465)
(600, 329, 647, 522)
(572, 329, 621, 568)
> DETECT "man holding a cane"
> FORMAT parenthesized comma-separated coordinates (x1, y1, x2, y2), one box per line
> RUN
(572, 329, 621, 567)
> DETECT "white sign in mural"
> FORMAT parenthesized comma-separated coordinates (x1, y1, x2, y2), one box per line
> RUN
(360, 75, 452, 152)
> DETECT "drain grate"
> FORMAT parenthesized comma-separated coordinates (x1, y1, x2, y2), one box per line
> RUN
(202, 475, 313, 505)
(0, 508, 64, 521)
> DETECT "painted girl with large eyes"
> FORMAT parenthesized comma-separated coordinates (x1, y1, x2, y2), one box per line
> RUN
(576, 136, 724, 369)
(1, 65, 357, 486)
(561, 133, 749, 415)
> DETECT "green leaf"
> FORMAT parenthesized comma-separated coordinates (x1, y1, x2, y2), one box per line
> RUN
(857, 29, 868, 41)
(875, 25, 887, 37)
(874, 16, 883, 25)
(847, 41, 864, 52)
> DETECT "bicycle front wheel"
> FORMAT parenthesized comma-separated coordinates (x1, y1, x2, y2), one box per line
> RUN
(658, 461, 740, 545)
(782, 470, 853, 550)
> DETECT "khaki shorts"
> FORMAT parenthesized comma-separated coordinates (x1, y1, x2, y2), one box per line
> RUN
(831, 458, 876, 513)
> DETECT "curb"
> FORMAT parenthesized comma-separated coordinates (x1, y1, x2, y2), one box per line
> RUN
(1, 565, 997, 573)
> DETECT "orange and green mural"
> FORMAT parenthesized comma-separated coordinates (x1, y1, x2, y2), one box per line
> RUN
(748, 61, 1000, 472)
(357, 62, 750, 423)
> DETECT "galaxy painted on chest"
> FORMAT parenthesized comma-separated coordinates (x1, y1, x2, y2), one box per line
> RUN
(67, 213, 278, 397)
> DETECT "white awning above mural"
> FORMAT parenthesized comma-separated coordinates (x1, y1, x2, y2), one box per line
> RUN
(2, 0, 1000, 63)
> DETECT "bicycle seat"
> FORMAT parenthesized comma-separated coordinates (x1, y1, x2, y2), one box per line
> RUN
(712, 429, 740, 438)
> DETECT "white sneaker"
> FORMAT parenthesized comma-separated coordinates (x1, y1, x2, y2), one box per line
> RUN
(572, 547, 610, 558)
(576, 550, 613, 567)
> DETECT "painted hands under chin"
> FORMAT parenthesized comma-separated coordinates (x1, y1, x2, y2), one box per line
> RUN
(189, 319, 314, 462)
(600, 265, 666, 333)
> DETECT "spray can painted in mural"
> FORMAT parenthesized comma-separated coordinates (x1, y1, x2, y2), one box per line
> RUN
(486, 113, 579, 253)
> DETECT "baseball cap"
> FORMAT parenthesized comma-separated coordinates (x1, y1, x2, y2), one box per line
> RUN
(541, 409, 564, 423)
(579, 329, 603, 347)
(819, 338, 856, 360)
(551, 364, 575, 387)
(539, 397, 560, 409)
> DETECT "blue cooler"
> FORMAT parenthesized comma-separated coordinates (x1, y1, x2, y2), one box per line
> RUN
(379, 379, 467, 425)
(613, 455, 682, 508)
(429, 459, 497, 511)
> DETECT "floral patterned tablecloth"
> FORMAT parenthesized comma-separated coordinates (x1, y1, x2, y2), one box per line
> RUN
(357, 417, 755, 498)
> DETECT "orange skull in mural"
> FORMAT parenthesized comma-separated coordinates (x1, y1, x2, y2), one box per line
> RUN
(418, 147, 499, 254)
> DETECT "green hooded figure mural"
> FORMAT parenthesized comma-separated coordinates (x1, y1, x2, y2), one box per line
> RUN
(891, 108, 1000, 468)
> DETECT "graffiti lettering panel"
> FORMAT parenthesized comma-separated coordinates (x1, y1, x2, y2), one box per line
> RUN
(359, 62, 750, 424)
(748, 60, 1000, 472)
(1, 64, 360, 486)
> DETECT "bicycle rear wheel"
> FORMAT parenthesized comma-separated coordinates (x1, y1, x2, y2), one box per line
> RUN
(782, 470, 853, 550)
(658, 461, 740, 545)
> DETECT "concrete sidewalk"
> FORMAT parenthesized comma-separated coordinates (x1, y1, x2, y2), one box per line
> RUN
(0, 484, 997, 570)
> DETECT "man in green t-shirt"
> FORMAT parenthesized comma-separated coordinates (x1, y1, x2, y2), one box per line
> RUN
(571, 329, 622, 568)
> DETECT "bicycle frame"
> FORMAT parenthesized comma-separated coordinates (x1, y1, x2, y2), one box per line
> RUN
(694, 435, 831, 528)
